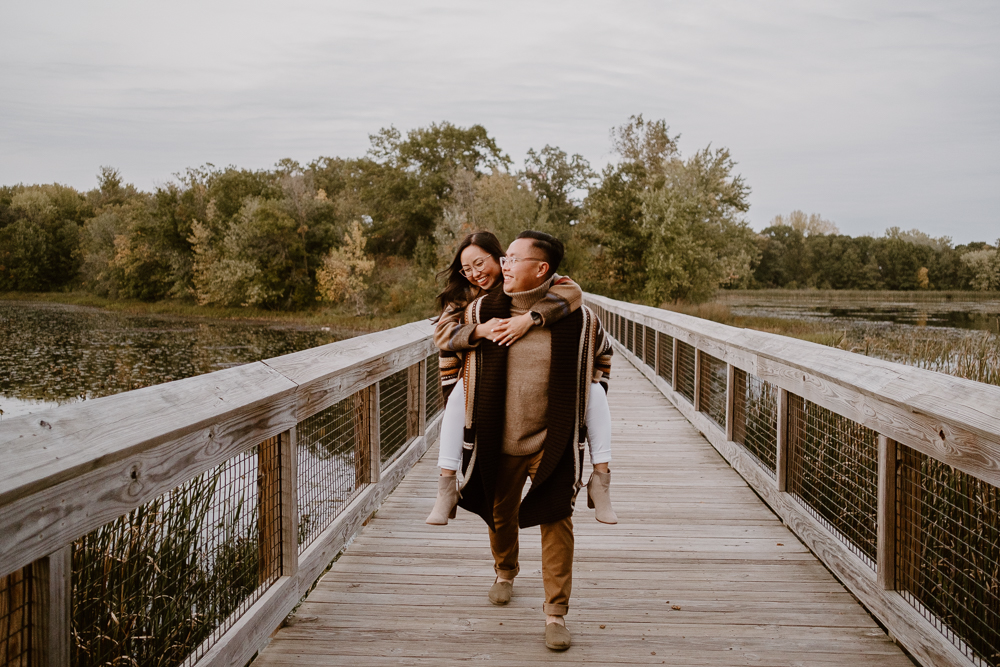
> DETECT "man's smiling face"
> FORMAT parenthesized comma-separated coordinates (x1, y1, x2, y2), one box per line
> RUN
(502, 238, 549, 293)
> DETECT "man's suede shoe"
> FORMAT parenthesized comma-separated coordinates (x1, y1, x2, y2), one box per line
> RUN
(545, 622, 571, 650)
(488, 579, 512, 605)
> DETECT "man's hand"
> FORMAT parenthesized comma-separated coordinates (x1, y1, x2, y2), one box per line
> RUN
(490, 313, 535, 346)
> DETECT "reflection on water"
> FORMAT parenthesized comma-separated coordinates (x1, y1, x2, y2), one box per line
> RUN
(0, 301, 343, 419)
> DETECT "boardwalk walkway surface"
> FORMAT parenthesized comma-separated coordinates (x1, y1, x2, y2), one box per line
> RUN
(254, 359, 914, 666)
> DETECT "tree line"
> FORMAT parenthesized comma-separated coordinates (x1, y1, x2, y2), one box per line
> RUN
(2, 115, 997, 316)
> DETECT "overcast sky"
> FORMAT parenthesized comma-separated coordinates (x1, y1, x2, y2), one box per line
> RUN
(1, 1, 997, 243)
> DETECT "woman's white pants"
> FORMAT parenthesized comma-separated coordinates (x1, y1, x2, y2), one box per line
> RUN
(436, 378, 612, 470)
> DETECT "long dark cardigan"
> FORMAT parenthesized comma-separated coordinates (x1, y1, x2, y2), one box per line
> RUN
(457, 287, 584, 530)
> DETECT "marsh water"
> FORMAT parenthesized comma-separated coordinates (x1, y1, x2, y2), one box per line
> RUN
(0, 301, 344, 419)
(4, 293, 999, 421)
(716, 292, 1000, 335)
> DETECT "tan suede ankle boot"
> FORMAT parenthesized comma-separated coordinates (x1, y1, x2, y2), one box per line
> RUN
(587, 470, 618, 524)
(425, 475, 459, 525)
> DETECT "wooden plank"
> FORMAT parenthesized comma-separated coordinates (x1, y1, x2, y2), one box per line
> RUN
(671, 336, 680, 390)
(585, 293, 1000, 488)
(253, 360, 916, 667)
(0, 388, 297, 576)
(877, 436, 897, 590)
(280, 428, 298, 578)
(693, 349, 703, 412)
(194, 414, 443, 667)
(354, 388, 372, 488)
(0, 361, 298, 507)
(776, 389, 790, 492)
(259, 435, 281, 585)
(35, 546, 71, 667)
(407, 363, 422, 439)
(262, 322, 437, 423)
(624, 354, 980, 667)
(725, 364, 736, 442)
(369, 382, 381, 483)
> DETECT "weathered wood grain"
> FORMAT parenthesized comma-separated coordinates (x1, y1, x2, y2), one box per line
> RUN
(1, 390, 297, 575)
(253, 360, 914, 667)
(262, 321, 437, 422)
(0, 361, 298, 508)
(877, 435, 897, 590)
(587, 293, 1000, 489)
(616, 341, 979, 667)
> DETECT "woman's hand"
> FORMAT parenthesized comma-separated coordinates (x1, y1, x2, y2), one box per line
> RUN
(490, 313, 535, 346)
(472, 318, 505, 342)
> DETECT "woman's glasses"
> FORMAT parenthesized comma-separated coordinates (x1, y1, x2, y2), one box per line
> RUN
(460, 255, 491, 278)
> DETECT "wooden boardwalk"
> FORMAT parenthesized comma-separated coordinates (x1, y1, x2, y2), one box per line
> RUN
(254, 359, 914, 666)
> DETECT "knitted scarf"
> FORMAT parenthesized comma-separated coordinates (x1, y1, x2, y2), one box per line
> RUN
(457, 286, 584, 529)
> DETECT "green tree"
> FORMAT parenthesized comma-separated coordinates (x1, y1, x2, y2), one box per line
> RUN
(522, 145, 594, 229)
(189, 197, 308, 307)
(640, 147, 756, 303)
(580, 115, 680, 299)
(316, 220, 374, 312)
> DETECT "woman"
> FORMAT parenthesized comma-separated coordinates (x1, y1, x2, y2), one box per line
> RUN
(425, 231, 616, 525)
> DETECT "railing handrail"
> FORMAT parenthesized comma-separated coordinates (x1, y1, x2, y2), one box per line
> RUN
(0, 320, 436, 578)
(588, 292, 999, 667)
(587, 293, 1000, 488)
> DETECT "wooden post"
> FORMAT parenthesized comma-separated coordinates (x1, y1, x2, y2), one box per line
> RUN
(653, 329, 660, 377)
(258, 436, 282, 585)
(31, 544, 73, 667)
(671, 338, 680, 390)
(369, 383, 381, 483)
(279, 428, 298, 578)
(725, 364, 737, 442)
(877, 435, 897, 590)
(776, 389, 790, 492)
(354, 388, 372, 487)
(353, 384, 382, 484)
(407, 363, 423, 440)
(693, 349, 703, 412)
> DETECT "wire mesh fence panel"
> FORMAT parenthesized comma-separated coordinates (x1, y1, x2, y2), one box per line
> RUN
(676, 341, 696, 403)
(698, 352, 727, 430)
(731, 369, 778, 478)
(380, 368, 411, 466)
(425, 354, 444, 420)
(634, 323, 643, 357)
(71, 445, 276, 667)
(896, 445, 1000, 667)
(0, 565, 33, 667)
(297, 395, 363, 553)
(626, 319, 634, 352)
(643, 325, 656, 368)
(787, 395, 879, 567)
(657, 332, 674, 384)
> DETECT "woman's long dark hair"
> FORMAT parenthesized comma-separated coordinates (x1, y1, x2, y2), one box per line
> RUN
(436, 231, 505, 311)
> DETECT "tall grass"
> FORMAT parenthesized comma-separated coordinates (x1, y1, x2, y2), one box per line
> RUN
(842, 326, 1000, 387)
(72, 459, 260, 667)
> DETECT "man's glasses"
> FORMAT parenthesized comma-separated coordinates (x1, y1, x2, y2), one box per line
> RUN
(499, 256, 543, 269)
(460, 256, 491, 278)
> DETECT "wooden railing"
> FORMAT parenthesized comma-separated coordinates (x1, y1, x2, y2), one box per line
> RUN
(0, 321, 444, 667)
(587, 294, 1000, 667)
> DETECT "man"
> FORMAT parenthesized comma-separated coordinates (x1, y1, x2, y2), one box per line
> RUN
(455, 230, 613, 650)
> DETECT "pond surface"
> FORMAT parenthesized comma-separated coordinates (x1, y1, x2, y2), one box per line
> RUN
(0, 301, 344, 419)
(717, 293, 1000, 335)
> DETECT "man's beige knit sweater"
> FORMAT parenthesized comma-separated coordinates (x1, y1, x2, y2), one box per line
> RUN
(502, 277, 555, 456)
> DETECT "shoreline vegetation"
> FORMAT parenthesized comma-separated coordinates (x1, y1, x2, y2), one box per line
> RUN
(3, 116, 999, 321)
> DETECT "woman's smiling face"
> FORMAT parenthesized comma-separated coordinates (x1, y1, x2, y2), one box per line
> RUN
(460, 244, 502, 290)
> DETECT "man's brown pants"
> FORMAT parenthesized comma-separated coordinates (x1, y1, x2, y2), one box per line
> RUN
(489, 450, 574, 616)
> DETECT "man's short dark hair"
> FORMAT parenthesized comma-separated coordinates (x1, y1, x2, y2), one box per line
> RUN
(516, 230, 564, 277)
